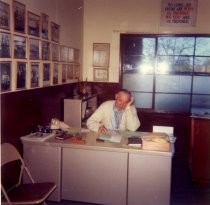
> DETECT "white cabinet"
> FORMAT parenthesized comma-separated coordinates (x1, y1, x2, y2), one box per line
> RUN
(127, 153, 172, 205)
(23, 144, 61, 201)
(62, 148, 128, 205)
(64, 95, 97, 127)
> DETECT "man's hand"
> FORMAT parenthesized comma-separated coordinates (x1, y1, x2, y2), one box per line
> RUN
(126, 96, 134, 108)
(98, 126, 108, 134)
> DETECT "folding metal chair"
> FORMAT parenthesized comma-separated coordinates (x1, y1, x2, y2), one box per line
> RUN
(1, 143, 56, 205)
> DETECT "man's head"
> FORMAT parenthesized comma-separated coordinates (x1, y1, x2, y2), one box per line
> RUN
(115, 89, 132, 110)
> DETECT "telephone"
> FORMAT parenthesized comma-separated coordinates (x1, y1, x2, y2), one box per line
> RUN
(50, 118, 70, 131)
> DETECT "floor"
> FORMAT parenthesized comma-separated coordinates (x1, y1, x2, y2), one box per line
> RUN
(47, 157, 210, 205)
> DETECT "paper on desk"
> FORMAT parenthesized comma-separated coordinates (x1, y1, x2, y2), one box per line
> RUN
(110, 135, 122, 143)
(99, 134, 122, 143)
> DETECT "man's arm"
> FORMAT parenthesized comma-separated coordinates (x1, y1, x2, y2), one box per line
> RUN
(86, 102, 108, 132)
(124, 104, 140, 131)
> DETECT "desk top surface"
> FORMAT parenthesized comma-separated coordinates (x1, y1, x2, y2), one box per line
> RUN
(21, 127, 174, 157)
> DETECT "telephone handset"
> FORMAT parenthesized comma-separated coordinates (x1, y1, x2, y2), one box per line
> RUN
(50, 118, 70, 131)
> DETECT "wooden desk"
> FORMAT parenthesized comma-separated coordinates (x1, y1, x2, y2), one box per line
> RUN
(21, 128, 174, 205)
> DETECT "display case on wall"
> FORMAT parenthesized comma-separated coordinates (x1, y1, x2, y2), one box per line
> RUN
(0, 0, 80, 93)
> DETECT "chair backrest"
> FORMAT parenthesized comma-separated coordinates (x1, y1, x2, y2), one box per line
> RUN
(1, 143, 34, 191)
(1, 143, 23, 166)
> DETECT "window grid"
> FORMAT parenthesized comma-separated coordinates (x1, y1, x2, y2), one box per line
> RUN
(121, 34, 210, 113)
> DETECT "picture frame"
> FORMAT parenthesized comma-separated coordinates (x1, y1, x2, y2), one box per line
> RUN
(67, 64, 74, 82)
(43, 63, 50, 86)
(53, 63, 59, 84)
(30, 62, 39, 88)
(14, 35, 26, 59)
(0, 1, 10, 30)
(74, 48, 80, 63)
(13, 1, 25, 33)
(74, 64, 80, 79)
(60, 46, 68, 62)
(0, 32, 11, 58)
(93, 67, 109, 81)
(93, 43, 110, 67)
(51, 43, 59, 61)
(41, 13, 49, 39)
(0, 62, 11, 92)
(42, 41, 50, 60)
(28, 11, 40, 37)
(62, 64, 67, 83)
(16, 62, 26, 89)
(51, 22, 60, 43)
(29, 38, 40, 60)
(68, 47, 74, 62)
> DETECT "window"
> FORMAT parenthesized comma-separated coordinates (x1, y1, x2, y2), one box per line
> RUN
(121, 34, 210, 114)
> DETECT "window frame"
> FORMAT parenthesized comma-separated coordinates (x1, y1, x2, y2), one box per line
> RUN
(120, 34, 210, 114)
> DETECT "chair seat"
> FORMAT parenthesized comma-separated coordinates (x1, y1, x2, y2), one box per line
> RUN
(1, 182, 56, 205)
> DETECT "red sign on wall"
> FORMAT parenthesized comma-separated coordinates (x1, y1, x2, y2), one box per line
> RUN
(160, 0, 198, 26)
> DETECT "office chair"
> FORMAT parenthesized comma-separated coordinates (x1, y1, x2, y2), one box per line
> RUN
(1, 143, 56, 205)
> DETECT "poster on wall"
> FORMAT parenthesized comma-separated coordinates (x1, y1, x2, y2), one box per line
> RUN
(160, 0, 198, 26)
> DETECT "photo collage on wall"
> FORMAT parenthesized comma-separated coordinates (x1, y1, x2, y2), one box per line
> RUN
(0, 0, 80, 93)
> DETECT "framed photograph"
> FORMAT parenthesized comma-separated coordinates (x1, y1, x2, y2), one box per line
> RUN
(30, 63, 39, 88)
(43, 63, 50, 86)
(51, 43, 59, 61)
(0, 1, 10, 30)
(60, 46, 68, 62)
(16, 62, 26, 89)
(93, 43, 110, 67)
(51, 22, 59, 43)
(14, 35, 26, 59)
(74, 48, 80, 63)
(29, 38, 40, 60)
(28, 12, 40, 37)
(67, 64, 74, 82)
(74, 64, 80, 79)
(62, 64, 67, 83)
(68, 47, 74, 62)
(53, 63, 59, 84)
(13, 1, 25, 33)
(0, 32, 10, 58)
(93, 68, 109, 81)
(41, 13, 49, 39)
(42, 41, 50, 60)
(0, 62, 11, 92)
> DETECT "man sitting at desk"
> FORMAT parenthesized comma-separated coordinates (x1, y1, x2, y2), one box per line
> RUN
(86, 89, 140, 133)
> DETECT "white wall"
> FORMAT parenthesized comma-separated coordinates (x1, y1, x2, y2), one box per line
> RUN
(83, 0, 210, 82)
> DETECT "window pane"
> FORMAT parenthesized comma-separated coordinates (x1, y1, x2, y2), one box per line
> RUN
(142, 38, 156, 56)
(192, 95, 210, 110)
(156, 75, 192, 93)
(155, 94, 190, 112)
(123, 37, 155, 55)
(123, 55, 141, 71)
(157, 37, 195, 55)
(123, 74, 153, 92)
(193, 76, 210, 94)
(132, 92, 153, 109)
(194, 57, 210, 73)
(123, 37, 142, 55)
(123, 56, 155, 73)
(195, 37, 210, 56)
(156, 56, 193, 73)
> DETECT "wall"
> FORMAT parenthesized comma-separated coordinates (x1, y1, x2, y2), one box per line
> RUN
(83, 0, 210, 82)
